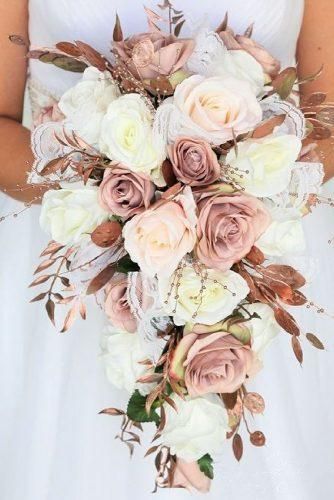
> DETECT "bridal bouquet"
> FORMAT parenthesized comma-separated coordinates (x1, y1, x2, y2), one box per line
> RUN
(21, 1, 331, 493)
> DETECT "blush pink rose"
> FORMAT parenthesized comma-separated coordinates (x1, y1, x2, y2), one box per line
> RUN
(172, 459, 211, 493)
(168, 137, 220, 186)
(173, 75, 262, 146)
(195, 187, 271, 270)
(113, 32, 194, 81)
(172, 330, 257, 396)
(98, 167, 155, 219)
(105, 273, 136, 332)
(123, 186, 197, 277)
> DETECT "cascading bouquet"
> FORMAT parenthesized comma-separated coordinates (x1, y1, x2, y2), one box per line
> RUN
(17, 0, 334, 493)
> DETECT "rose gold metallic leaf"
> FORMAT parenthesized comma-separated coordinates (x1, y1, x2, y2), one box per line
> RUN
(79, 302, 87, 320)
(34, 258, 56, 274)
(60, 276, 70, 287)
(40, 157, 66, 177)
(162, 159, 177, 187)
(99, 407, 125, 416)
(245, 246, 265, 265)
(263, 265, 306, 289)
(40, 241, 64, 257)
(252, 115, 285, 139)
(268, 280, 293, 301)
(75, 41, 107, 71)
(45, 298, 55, 325)
(145, 445, 159, 457)
(137, 373, 163, 384)
(91, 221, 122, 248)
(113, 13, 124, 42)
(29, 275, 51, 287)
(244, 22, 254, 38)
(221, 392, 238, 410)
(274, 307, 300, 336)
(292, 335, 303, 364)
(161, 182, 183, 200)
(164, 396, 178, 413)
(280, 289, 307, 306)
(215, 12, 229, 33)
(250, 431, 266, 447)
(30, 292, 48, 303)
(244, 392, 265, 414)
(306, 333, 325, 350)
(55, 42, 82, 57)
(56, 295, 76, 305)
(174, 19, 185, 37)
(86, 265, 116, 295)
(60, 305, 78, 333)
(233, 433, 243, 461)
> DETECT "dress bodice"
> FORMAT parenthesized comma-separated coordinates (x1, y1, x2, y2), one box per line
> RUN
(28, 0, 304, 98)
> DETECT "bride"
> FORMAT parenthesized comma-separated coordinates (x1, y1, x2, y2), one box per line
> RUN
(1, 1, 334, 499)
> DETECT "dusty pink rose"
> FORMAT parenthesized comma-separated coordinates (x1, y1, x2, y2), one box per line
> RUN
(168, 137, 220, 186)
(172, 458, 211, 493)
(113, 32, 194, 80)
(105, 273, 137, 332)
(123, 186, 197, 277)
(172, 330, 256, 396)
(195, 186, 271, 270)
(98, 167, 155, 219)
(235, 35, 281, 78)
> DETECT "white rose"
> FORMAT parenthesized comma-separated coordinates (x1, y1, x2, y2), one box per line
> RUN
(243, 303, 280, 356)
(161, 394, 230, 461)
(226, 134, 302, 197)
(210, 48, 265, 96)
(58, 67, 120, 146)
(159, 265, 249, 326)
(171, 74, 262, 146)
(101, 328, 152, 395)
(99, 93, 165, 179)
(257, 218, 306, 257)
(40, 186, 109, 246)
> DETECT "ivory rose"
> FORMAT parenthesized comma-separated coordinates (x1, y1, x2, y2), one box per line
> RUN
(40, 186, 109, 246)
(172, 74, 262, 145)
(159, 264, 249, 326)
(226, 134, 302, 197)
(170, 328, 257, 396)
(172, 459, 211, 493)
(98, 167, 155, 219)
(243, 303, 280, 356)
(58, 67, 120, 146)
(113, 32, 194, 80)
(105, 273, 137, 333)
(257, 218, 306, 257)
(195, 186, 271, 270)
(99, 93, 166, 182)
(101, 327, 152, 394)
(123, 187, 197, 277)
(168, 137, 220, 186)
(161, 394, 230, 462)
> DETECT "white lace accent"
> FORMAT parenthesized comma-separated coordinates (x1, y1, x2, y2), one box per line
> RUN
(261, 94, 306, 139)
(186, 23, 225, 75)
(127, 272, 168, 363)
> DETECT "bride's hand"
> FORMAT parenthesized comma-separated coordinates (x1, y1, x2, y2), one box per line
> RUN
(298, 0, 334, 183)
(0, 0, 47, 203)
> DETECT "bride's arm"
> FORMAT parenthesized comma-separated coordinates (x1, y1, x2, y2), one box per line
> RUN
(297, 0, 334, 182)
(0, 0, 45, 203)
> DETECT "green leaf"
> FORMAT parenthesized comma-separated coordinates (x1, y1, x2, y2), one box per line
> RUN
(127, 390, 160, 425)
(197, 454, 214, 480)
(116, 256, 140, 274)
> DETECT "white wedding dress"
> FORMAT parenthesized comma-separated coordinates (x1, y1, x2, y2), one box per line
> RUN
(1, 1, 334, 499)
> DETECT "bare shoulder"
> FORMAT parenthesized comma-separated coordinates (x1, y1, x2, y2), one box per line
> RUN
(0, 0, 28, 121)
